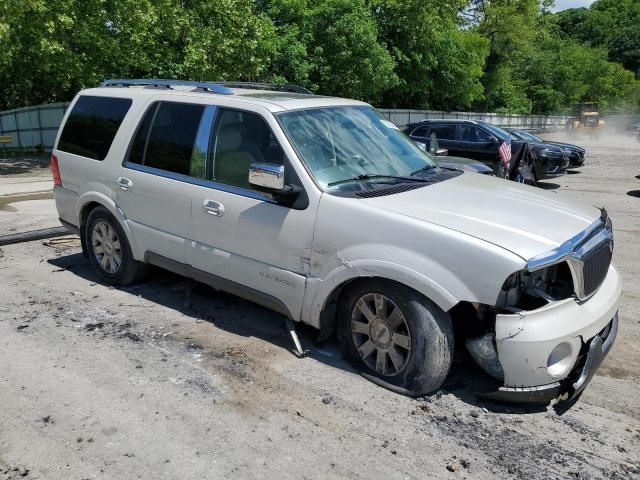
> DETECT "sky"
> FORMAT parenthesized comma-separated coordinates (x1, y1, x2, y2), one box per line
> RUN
(551, 0, 595, 12)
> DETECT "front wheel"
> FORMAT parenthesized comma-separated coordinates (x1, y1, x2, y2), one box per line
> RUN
(339, 280, 454, 396)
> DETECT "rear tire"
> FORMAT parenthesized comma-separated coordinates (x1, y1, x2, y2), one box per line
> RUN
(85, 206, 146, 286)
(339, 279, 454, 396)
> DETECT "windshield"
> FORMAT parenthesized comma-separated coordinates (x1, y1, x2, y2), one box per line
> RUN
(278, 106, 437, 189)
(513, 129, 542, 142)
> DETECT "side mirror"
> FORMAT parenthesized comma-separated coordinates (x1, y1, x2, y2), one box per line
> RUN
(489, 136, 498, 143)
(249, 163, 300, 202)
(249, 163, 285, 192)
(435, 148, 449, 157)
(413, 141, 427, 152)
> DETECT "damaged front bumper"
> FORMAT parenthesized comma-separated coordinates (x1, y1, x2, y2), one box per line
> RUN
(487, 312, 617, 404)
(486, 265, 622, 404)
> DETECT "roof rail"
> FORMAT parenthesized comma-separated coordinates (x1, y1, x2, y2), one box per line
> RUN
(101, 79, 233, 95)
(217, 82, 313, 95)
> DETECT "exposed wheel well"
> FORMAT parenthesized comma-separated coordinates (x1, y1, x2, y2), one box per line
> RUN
(78, 201, 103, 257)
(318, 276, 451, 343)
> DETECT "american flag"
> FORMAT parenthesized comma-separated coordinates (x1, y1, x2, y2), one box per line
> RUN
(499, 140, 512, 166)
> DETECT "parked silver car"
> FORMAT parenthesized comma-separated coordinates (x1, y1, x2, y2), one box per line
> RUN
(52, 80, 621, 403)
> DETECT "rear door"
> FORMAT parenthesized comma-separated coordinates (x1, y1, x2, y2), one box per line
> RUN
(428, 124, 460, 156)
(188, 107, 317, 319)
(115, 100, 209, 263)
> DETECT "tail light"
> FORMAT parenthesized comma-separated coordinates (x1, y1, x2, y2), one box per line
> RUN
(51, 154, 62, 186)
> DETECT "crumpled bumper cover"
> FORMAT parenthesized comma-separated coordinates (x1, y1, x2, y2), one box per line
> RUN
(483, 265, 621, 405)
(485, 312, 618, 404)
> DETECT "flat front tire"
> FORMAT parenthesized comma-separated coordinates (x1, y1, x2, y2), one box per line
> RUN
(339, 279, 454, 396)
(85, 206, 145, 286)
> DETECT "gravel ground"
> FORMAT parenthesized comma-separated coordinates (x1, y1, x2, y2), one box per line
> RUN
(1, 134, 639, 479)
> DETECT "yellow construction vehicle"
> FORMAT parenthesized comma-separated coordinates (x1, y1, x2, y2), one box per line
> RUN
(569, 102, 606, 129)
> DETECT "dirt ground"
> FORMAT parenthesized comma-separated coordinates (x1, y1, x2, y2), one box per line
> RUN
(1, 133, 639, 479)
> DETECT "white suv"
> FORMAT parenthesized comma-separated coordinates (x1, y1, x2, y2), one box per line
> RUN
(53, 80, 621, 403)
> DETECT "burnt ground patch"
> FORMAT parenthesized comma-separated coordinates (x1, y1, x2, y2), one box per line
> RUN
(428, 411, 627, 480)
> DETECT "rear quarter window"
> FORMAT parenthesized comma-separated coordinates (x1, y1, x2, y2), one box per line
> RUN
(429, 124, 456, 140)
(57, 96, 132, 160)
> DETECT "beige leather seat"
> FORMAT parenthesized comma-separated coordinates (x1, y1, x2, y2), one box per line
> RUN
(214, 125, 264, 188)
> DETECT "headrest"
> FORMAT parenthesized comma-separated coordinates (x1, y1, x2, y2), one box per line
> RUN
(217, 126, 242, 153)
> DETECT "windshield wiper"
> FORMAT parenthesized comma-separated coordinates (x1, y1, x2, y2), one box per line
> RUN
(410, 164, 438, 176)
(327, 174, 430, 187)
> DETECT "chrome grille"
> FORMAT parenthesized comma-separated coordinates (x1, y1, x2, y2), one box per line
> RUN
(568, 215, 613, 300)
(581, 242, 612, 298)
(527, 208, 613, 301)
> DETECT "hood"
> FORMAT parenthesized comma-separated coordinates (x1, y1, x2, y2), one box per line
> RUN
(512, 139, 562, 153)
(361, 172, 600, 261)
(542, 141, 585, 153)
(436, 156, 493, 174)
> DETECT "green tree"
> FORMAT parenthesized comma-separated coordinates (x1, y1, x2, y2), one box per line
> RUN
(471, 0, 541, 113)
(373, 0, 488, 110)
(263, 0, 397, 102)
(609, 26, 640, 75)
(0, 0, 278, 110)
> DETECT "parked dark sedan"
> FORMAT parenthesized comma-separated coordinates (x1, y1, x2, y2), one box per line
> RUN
(404, 120, 569, 180)
(506, 128, 586, 167)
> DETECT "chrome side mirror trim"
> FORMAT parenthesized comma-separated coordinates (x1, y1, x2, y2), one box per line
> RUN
(249, 163, 285, 191)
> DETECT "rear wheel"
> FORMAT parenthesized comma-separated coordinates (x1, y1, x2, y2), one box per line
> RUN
(85, 206, 146, 286)
(339, 279, 454, 396)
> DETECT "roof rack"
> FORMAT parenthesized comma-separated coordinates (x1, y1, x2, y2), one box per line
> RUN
(101, 79, 313, 95)
(101, 79, 233, 95)
(216, 82, 313, 95)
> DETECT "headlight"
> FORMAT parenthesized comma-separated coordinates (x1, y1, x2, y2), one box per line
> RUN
(498, 263, 575, 311)
(539, 148, 563, 158)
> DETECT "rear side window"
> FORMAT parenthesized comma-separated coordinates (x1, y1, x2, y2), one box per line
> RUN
(411, 125, 429, 137)
(429, 124, 456, 140)
(128, 102, 205, 177)
(58, 96, 132, 160)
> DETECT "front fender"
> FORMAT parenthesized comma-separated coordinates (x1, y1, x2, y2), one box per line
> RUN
(301, 258, 459, 328)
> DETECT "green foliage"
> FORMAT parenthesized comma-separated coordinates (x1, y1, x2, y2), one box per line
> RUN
(373, 0, 488, 110)
(470, 0, 640, 114)
(263, 0, 397, 101)
(0, 0, 277, 109)
(0, 0, 639, 113)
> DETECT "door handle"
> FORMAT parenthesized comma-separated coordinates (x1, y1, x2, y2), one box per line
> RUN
(203, 199, 224, 217)
(116, 177, 133, 191)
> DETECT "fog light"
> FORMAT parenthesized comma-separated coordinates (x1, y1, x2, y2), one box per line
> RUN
(547, 342, 574, 378)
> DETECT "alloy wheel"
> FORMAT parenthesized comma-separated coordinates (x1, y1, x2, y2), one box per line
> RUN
(91, 221, 122, 274)
(351, 293, 411, 376)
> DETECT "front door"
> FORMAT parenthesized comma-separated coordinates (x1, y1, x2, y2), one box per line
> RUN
(188, 107, 317, 320)
(459, 125, 500, 168)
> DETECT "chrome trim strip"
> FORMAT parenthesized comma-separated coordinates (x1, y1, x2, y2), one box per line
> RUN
(526, 208, 608, 272)
(123, 162, 277, 204)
